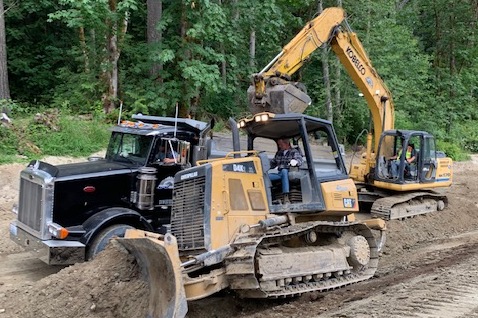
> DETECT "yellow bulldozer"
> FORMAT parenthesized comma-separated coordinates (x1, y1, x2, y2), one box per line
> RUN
(119, 112, 386, 317)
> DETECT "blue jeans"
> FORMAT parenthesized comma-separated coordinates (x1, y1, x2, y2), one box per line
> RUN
(269, 169, 289, 193)
(391, 160, 399, 178)
(391, 160, 411, 178)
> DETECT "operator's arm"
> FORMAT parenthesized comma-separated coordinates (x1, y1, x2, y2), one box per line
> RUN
(291, 149, 303, 166)
(270, 152, 279, 169)
(407, 150, 416, 163)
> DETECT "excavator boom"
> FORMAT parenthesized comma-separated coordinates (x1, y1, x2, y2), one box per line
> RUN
(249, 7, 395, 154)
(261, 7, 345, 77)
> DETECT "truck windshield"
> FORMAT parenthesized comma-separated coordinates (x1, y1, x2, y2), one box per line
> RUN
(106, 132, 153, 165)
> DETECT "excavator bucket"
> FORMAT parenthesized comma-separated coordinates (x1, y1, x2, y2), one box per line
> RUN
(117, 230, 188, 318)
(247, 82, 311, 115)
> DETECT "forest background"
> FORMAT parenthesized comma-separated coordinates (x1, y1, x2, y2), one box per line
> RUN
(0, 0, 477, 162)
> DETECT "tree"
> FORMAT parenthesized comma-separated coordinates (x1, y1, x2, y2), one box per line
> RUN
(147, 0, 162, 80)
(48, 0, 138, 113)
(0, 0, 10, 100)
(318, 1, 333, 122)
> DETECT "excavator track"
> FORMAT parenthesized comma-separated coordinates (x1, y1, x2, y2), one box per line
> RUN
(370, 191, 448, 220)
(225, 221, 379, 298)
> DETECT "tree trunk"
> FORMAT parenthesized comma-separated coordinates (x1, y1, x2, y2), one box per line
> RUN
(147, 0, 162, 81)
(318, 1, 333, 122)
(79, 27, 90, 73)
(249, 30, 256, 69)
(0, 0, 10, 101)
(178, 3, 190, 118)
(103, 0, 129, 114)
(219, 0, 226, 85)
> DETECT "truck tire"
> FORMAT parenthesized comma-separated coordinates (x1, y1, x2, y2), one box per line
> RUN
(86, 224, 135, 260)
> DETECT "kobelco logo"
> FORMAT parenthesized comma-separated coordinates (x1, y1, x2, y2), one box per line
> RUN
(346, 46, 366, 76)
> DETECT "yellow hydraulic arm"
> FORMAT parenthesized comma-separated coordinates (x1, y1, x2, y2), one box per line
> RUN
(329, 24, 394, 154)
(250, 7, 395, 174)
(257, 7, 345, 78)
(249, 7, 346, 114)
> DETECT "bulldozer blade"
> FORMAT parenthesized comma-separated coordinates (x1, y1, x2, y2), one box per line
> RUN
(117, 230, 188, 318)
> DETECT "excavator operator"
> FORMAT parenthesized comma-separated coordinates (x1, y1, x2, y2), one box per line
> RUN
(389, 143, 416, 178)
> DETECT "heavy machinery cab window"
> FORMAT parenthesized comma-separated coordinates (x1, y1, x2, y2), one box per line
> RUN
(377, 133, 424, 181)
(106, 132, 153, 165)
(304, 130, 346, 178)
(153, 138, 191, 166)
(253, 131, 344, 178)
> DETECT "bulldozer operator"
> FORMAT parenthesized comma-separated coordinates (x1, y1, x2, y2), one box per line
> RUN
(268, 138, 303, 204)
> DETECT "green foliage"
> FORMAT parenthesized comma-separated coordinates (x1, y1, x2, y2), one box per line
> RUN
(437, 140, 470, 162)
(28, 116, 110, 157)
(0, 125, 19, 159)
(3, 0, 478, 157)
(0, 112, 110, 164)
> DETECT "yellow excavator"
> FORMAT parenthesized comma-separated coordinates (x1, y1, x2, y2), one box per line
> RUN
(249, 7, 453, 220)
(113, 7, 451, 317)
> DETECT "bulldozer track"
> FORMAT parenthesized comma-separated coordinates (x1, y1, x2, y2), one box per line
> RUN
(371, 191, 447, 220)
(225, 221, 380, 298)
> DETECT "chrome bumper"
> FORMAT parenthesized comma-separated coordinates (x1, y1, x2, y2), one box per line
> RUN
(9, 221, 85, 265)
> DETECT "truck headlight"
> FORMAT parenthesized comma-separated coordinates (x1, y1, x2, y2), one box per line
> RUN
(47, 222, 69, 239)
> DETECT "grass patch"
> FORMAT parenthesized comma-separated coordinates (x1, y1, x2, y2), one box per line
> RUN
(0, 112, 110, 164)
(30, 116, 110, 157)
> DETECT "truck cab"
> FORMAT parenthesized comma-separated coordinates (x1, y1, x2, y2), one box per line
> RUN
(9, 114, 212, 265)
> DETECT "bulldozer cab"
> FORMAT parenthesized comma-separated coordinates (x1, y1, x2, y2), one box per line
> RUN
(375, 130, 440, 184)
(237, 112, 354, 214)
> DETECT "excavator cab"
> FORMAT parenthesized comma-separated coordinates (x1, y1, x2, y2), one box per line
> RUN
(374, 130, 448, 186)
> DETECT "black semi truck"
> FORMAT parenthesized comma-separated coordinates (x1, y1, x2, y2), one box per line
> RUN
(9, 114, 216, 265)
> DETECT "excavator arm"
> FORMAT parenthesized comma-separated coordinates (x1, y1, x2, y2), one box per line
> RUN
(249, 6, 395, 173)
(329, 26, 394, 153)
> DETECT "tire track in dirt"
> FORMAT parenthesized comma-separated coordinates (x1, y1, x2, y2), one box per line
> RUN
(318, 241, 478, 318)
(0, 251, 64, 286)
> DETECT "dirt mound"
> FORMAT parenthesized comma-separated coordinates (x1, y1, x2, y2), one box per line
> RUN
(1, 242, 149, 318)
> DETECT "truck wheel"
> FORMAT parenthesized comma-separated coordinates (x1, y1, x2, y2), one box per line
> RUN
(86, 224, 135, 260)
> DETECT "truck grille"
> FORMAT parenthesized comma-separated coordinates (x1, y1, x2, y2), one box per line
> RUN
(18, 178, 43, 231)
(17, 170, 54, 239)
(171, 175, 206, 252)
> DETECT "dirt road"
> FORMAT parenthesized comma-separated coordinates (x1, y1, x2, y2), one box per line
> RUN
(1, 155, 478, 317)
